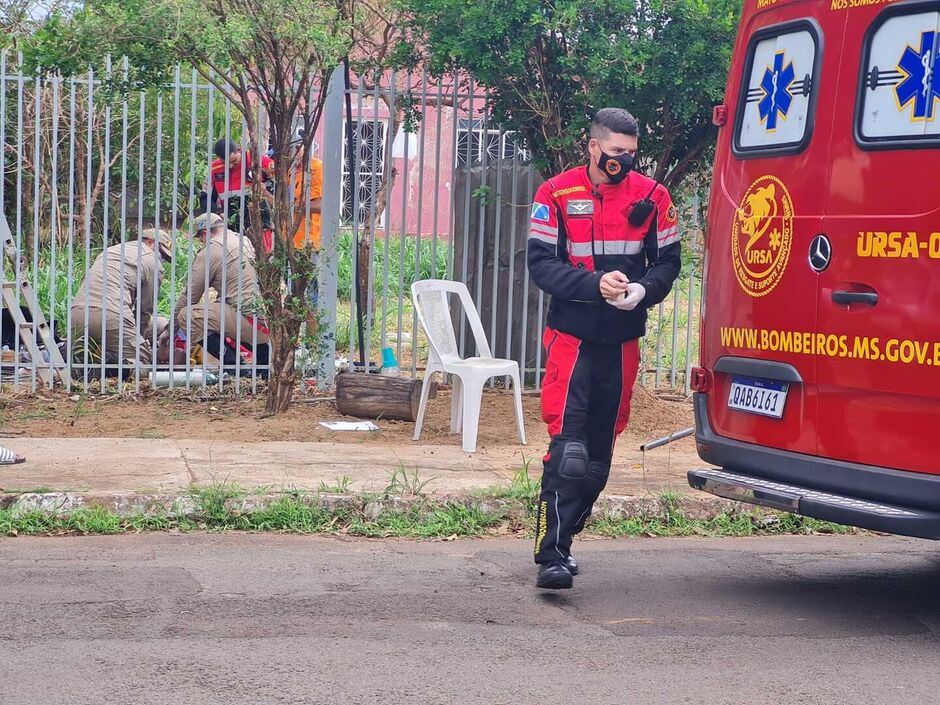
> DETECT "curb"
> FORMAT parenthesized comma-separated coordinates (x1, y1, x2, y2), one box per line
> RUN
(0, 490, 738, 522)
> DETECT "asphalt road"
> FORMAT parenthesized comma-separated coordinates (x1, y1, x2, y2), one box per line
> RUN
(1, 534, 939, 704)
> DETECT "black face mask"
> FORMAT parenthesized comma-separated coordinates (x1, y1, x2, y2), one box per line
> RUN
(597, 150, 635, 184)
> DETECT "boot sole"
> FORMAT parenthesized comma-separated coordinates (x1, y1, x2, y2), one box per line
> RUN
(536, 575, 574, 590)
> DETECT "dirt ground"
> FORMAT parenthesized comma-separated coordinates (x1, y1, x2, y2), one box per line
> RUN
(0, 384, 695, 453)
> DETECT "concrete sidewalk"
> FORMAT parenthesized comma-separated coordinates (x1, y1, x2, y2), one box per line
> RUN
(0, 436, 704, 498)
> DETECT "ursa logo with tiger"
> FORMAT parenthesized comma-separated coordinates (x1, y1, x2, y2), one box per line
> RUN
(731, 175, 794, 298)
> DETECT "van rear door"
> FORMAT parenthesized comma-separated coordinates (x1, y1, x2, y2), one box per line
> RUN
(817, 4, 940, 475)
(703, 6, 842, 456)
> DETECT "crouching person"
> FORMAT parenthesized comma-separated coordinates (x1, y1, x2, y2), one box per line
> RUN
(171, 213, 269, 369)
(70, 229, 173, 370)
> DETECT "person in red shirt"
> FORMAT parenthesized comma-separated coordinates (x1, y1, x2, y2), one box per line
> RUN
(527, 108, 682, 589)
(200, 139, 274, 234)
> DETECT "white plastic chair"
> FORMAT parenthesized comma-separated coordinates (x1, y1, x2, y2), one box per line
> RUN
(411, 279, 527, 453)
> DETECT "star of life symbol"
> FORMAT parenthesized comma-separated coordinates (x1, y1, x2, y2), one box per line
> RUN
(896, 30, 940, 121)
(759, 51, 795, 131)
(770, 229, 782, 250)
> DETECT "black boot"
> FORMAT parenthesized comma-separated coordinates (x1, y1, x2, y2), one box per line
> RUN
(565, 555, 579, 576)
(537, 562, 573, 590)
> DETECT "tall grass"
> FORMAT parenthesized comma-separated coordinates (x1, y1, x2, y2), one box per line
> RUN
(335, 231, 452, 301)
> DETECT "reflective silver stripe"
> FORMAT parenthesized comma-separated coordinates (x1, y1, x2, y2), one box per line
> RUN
(660, 232, 681, 248)
(658, 225, 679, 243)
(529, 223, 558, 237)
(569, 241, 594, 257)
(528, 231, 557, 246)
(590, 240, 644, 256)
(659, 226, 681, 248)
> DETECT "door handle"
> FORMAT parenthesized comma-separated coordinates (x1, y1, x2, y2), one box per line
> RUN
(832, 290, 878, 306)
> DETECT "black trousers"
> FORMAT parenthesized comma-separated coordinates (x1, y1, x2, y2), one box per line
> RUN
(534, 328, 640, 565)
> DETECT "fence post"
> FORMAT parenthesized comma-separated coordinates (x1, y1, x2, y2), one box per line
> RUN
(318, 64, 344, 389)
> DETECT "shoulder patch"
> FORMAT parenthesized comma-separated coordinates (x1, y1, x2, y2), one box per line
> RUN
(531, 202, 551, 222)
(552, 185, 588, 198)
(666, 204, 678, 223)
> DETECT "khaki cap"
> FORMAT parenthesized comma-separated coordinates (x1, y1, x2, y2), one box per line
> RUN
(191, 212, 224, 231)
(139, 228, 173, 259)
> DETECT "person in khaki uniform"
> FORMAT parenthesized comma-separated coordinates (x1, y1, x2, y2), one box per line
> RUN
(172, 213, 268, 361)
(70, 229, 173, 366)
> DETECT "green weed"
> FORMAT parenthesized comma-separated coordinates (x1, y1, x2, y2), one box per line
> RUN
(318, 475, 353, 494)
(188, 482, 244, 526)
(347, 502, 501, 538)
(590, 503, 855, 539)
(67, 506, 124, 534)
(384, 465, 435, 497)
(0, 487, 859, 539)
(14, 409, 53, 421)
(243, 496, 334, 532)
(0, 509, 59, 535)
(71, 395, 92, 419)
(480, 460, 539, 503)
(0, 487, 56, 494)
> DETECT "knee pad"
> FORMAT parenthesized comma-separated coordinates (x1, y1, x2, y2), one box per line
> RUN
(543, 439, 589, 493)
(558, 442, 589, 481)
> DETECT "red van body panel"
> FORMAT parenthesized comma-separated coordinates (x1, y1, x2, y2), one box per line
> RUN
(692, 0, 940, 537)
(816, 4, 940, 474)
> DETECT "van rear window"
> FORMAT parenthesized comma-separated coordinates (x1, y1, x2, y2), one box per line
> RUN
(857, 7, 940, 147)
(734, 22, 820, 156)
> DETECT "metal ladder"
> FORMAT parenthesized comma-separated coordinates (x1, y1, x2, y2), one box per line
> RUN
(0, 214, 68, 387)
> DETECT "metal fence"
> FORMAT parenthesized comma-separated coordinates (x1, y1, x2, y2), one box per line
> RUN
(0, 57, 704, 395)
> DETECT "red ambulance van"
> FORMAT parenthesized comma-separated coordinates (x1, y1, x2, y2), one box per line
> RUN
(689, 0, 940, 537)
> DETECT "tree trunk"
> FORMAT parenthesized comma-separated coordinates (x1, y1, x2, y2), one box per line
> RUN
(248, 117, 315, 415)
(265, 322, 299, 413)
(357, 236, 373, 327)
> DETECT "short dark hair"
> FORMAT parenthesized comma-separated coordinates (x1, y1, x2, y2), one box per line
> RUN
(214, 139, 240, 160)
(590, 108, 639, 140)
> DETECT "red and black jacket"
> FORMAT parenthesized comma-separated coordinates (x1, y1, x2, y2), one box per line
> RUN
(526, 166, 682, 344)
(202, 152, 274, 214)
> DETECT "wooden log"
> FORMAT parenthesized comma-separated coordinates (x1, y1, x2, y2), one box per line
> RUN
(335, 372, 434, 422)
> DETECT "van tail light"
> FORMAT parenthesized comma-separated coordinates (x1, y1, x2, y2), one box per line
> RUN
(691, 366, 713, 393)
(712, 104, 728, 126)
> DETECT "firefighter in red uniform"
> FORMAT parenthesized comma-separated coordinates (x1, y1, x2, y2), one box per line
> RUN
(200, 139, 275, 234)
(528, 108, 682, 589)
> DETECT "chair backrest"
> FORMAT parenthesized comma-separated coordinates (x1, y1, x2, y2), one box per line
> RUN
(411, 279, 493, 367)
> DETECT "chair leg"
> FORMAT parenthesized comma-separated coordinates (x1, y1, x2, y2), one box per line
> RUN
(412, 371, 436, 442)
(450, 375, 463, 434)
(461, 377, 485, 454)
(510, 368, 527, 446)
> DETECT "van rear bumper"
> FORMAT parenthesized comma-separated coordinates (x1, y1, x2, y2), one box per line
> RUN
(692, 394, 940, 539)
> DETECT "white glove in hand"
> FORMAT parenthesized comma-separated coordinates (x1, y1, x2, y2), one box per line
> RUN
(606, 282, 646, 311)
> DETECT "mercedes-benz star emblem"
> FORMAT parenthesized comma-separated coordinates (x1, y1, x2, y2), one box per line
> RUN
(809, 234, 831, 273)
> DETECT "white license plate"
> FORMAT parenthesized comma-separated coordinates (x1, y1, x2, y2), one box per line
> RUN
(728, 376, 788, 419)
